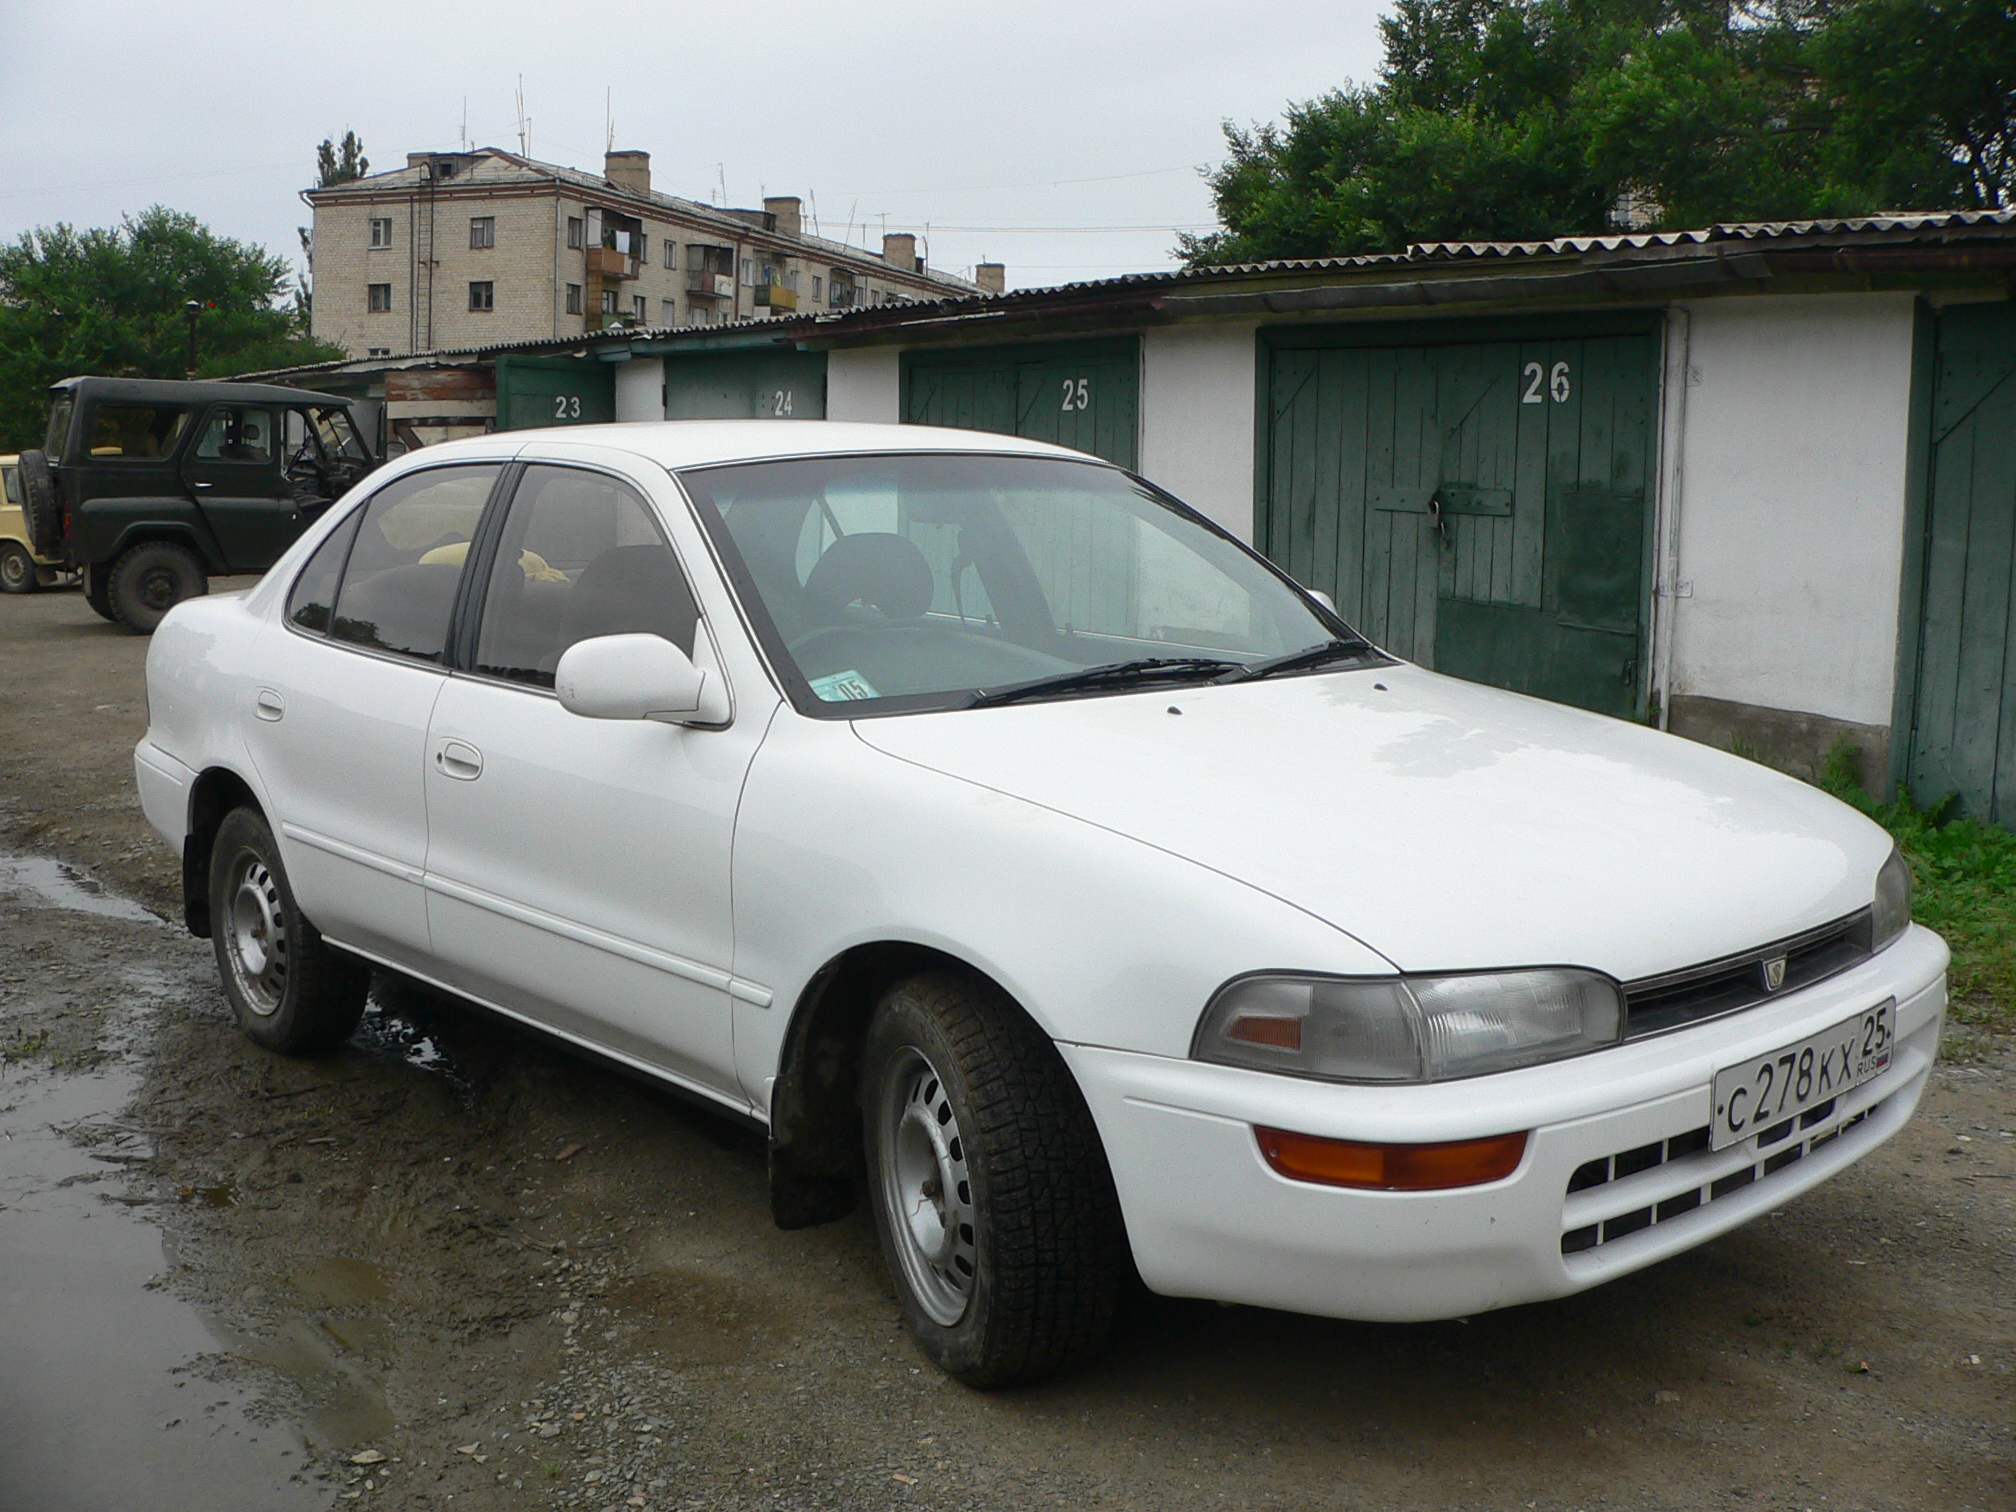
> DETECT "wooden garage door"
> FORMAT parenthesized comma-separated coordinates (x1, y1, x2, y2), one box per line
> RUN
(494, 355, 614, 431)
(1262, 321, 1658, 719)
(902, 338, 1139, 468)
(1905, 302, 2016, 821)
(661, 350, 827, 420)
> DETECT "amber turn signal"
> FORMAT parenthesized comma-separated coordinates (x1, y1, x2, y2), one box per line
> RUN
(1255, 1127, 1529, 1190)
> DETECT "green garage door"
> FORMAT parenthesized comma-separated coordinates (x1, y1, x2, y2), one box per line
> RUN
(662, 350, 826, 419)
(903, 338, 1139, 468)
(1904, 302, 2016, 822)
(495, 355, 615, 431)
(1261, 318, 1659, 719)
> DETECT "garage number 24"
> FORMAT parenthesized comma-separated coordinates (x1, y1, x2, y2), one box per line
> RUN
(1521, 361, 1572, 405)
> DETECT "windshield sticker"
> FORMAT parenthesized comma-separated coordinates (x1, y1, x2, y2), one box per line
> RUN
(809, 670, 880, 702)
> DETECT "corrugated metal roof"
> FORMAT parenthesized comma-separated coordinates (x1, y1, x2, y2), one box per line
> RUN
(1409, 208, 2016, 260)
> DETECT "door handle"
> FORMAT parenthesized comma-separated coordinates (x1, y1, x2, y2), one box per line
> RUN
(254, 688, 285, 721)
(435, 740, 483, 781)
(190, 480, 214, 489)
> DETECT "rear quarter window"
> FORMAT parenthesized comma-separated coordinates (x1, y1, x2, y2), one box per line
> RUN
(84, 404, 190, 460)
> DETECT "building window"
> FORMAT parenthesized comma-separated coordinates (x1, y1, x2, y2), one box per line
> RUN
(367, 347, 390, 358)
(565, 283, 582, 314)
(600, 289, 618, 315)
(368, 217, 392, 249)
(367, 282, 393, 312)
(661, 299, 677, 325)
(632, 295, 647, 323)
(812, 275, 823, 304)
(566, 216, 585, 250)
(740, 257, 753, 286)
(663, 238, 677, 268)
(469, 281, 494, 311)
(469, 216, 495, 249)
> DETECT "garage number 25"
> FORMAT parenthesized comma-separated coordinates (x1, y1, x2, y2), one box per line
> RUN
(552, 394, 583, 420)
(1061, 378, 1091, 412)
(1521, 362, 1572, 405)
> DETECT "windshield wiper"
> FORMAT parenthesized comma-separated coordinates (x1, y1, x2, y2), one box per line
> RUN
(967, 656, 1243, 709)
(1216, 638, 1380, 684)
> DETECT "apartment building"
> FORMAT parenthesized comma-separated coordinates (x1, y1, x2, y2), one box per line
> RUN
(305, 147, 995, 359)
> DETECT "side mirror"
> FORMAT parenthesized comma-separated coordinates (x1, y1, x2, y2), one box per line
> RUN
(1306, 587, 1337, 613)
(555, 633, 730, 727)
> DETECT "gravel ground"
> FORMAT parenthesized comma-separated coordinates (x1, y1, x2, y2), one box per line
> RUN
(0, 582, 2011, 1512)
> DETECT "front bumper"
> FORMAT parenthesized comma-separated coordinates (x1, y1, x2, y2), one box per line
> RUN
(1061, 923, 1947, 1323)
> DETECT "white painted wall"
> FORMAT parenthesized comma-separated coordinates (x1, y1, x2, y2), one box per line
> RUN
(1139, 322, 1260, 542)
(1669, 293, 1918, 728)
(613, 356, 664, 422)
(826, 348, 902, 422)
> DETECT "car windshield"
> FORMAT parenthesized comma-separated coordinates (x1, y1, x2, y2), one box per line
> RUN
(678, 452, 1357, 715)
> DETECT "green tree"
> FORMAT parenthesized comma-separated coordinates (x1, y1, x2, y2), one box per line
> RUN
(1183, 0, 2016, 265)
(315, 130, 369, 188)
(0, 207, 344, 451)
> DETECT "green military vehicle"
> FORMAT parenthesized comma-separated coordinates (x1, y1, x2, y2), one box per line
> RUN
(14, 377, 378, 632)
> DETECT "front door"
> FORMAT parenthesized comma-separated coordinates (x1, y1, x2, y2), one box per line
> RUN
(182, 404, 299, 571)
(421, 463, 759, 1098)
(1263, 328, 1658, 719)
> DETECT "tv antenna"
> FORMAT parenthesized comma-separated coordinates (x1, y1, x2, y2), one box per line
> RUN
(515, 77, 531, 157)
(605, 87, 613, 152)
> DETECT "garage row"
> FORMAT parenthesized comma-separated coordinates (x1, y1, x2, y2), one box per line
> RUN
(257, 213, 2016, 825)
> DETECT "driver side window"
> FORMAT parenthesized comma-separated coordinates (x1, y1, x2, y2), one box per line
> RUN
(473, 466, 699, 690)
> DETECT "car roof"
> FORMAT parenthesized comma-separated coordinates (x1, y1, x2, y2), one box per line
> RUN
(401, 419, 1109, 473)
(48, 376, 350, 407)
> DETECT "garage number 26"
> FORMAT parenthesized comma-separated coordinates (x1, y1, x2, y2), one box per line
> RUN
(1521, 361, 1572, 405)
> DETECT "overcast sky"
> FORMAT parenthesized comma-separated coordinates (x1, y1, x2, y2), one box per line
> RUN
(0, 0, 1388, 294)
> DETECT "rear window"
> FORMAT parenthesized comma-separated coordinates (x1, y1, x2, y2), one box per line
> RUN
(44, 398, 72, 456)
(85, 403, 190, 460)
(3, 467, 19, 506)
(328, 465, 500, 663)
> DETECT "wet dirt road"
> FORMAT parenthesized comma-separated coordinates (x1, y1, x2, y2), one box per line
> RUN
(1, 583, 2012, 1512)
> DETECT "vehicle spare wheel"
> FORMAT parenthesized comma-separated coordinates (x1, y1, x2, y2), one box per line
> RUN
(108, 541, 207, 634)
(16, 450, 62, 558)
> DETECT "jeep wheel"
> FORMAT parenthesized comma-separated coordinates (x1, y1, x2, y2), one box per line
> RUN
(208, 806, 368, 1054)
(0, 542, 36, 594)
(861, 971, 1128, 1388)
(17, 450, 62, 558)
(108, 541, 207, 634)
(83, 563, 117, 621)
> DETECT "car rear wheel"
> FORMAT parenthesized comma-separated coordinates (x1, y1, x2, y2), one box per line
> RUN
(861, 971, 1127, 1388)
(0, 543, 37, 594)
(108, 541, 207, 634)
(208, 806, 368, 1054)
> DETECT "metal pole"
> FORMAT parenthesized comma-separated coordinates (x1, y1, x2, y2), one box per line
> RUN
(184, 300, 200, 376)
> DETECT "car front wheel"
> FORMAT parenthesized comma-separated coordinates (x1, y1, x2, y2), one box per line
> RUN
(0, 542, 36, 594)
(208, 806, 368, 1054)
(109, 541, 207, 633)
(861, 971, 1128, 1388)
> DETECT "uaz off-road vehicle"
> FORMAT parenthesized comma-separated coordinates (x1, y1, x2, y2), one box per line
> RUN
(14, 377, 377, 632)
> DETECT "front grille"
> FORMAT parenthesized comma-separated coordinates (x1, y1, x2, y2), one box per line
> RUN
(1559, 1098, 1881, 1257)
(1623, 910, 1872, 1037)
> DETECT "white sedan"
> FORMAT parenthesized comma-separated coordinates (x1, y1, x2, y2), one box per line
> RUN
(135, 421, 1946, 1386)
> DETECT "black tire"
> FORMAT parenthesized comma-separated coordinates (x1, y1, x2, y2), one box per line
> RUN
(108, 540, 207, 634)
(83, 563, 116, 620)
(861, 971, 1128, 1388)
(17, 449, 62, 558)
(0, 542, 37, 594)
(208, 806, 367, 1054)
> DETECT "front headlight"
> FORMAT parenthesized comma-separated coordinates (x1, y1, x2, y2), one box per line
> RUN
(1872, 846, 1912, 953)
(1193, 968, 1624, 1083)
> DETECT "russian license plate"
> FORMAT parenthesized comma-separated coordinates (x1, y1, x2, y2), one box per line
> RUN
(1711, 999, 1895, 1150)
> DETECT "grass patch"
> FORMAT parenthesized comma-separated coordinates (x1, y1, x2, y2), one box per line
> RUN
(1820, 740, 2016, 1032)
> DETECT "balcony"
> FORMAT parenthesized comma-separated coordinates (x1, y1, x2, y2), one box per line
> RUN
(686, 270, 734, 299)
(586, 245, 640, 280)
(755, 284, 797, 311)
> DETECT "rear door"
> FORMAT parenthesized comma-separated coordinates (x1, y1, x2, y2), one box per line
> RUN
(182, 403, 299, 571)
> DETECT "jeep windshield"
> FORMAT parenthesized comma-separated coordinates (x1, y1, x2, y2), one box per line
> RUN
(678, 452, 1370, 716)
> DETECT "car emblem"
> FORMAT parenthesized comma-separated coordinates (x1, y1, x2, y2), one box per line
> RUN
(1762, 955, 1787, 992)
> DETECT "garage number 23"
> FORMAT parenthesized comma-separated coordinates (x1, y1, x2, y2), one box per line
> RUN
(552, 394, 583, 420)
(1521, 361, 1572, 405)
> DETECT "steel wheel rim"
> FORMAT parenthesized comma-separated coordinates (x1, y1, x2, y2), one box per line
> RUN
(876, 1046, 977, 1327)
(224, 850, 288, 1016)
(0, 552, 26, 589)
(137, 567, 181, 613)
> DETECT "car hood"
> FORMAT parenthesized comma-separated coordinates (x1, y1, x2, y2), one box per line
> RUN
(851, 664, 1892, 981)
